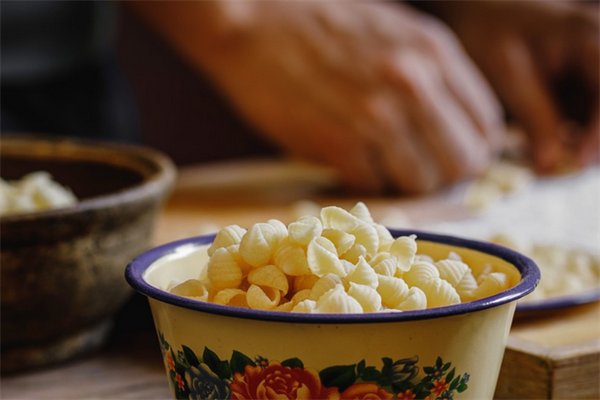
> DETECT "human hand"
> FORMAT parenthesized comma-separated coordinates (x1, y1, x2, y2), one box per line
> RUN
(433, 1, 599, 173)
(146, 1, 504, 194)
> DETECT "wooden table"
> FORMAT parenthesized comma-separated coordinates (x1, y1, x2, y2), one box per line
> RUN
(3, 161, 599, 400)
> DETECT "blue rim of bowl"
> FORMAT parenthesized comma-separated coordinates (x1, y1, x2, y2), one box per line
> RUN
(516, 287, 600, 313)
(125, 229, 540, 324)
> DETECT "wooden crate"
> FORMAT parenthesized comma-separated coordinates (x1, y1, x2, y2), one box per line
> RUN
(495, 302, 600, 399)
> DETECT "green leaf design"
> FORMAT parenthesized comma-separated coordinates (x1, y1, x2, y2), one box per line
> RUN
(449, 375, 461, 391)
(360, 366, 380, 381)
(182, 345, 199, 367)
(203, 347, 221, 374)
(158, 333, 472, 399)
(159, 332, 170, 350)
(423, 366, 435, 374)
(230, 351, 255, 375)
(446, 367, 455, 382)
(216, 360, 232, 380)
(357, 359, 366, 376)
(319, 364, 357, 392)
(175, 393, 188, 400)
(281, 358, 304, 369)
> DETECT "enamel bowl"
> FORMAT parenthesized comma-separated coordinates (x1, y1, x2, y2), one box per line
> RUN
(1, 134, 176, 372)
(126, 230, 539, 400)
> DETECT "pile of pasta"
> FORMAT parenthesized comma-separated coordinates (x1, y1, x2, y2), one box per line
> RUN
(169, 203, 512, 313)
(491, 234, 599, 302)
(0, 172, 78, 217)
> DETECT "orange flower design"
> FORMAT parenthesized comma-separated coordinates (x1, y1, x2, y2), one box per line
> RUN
(397, 389, 417, 400)
(166, 352, 175, 371)
(340, 383, 394, 399)
(230, 361, 340, 399)
(175, 373, 186, 390)
(431, 378, 450, 397)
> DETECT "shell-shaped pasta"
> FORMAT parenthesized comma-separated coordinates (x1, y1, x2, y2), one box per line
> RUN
(420, 278, 461, 308)
(169, 279, 210, 301)
(246, 284, 281, 310)
(472, 272, 509, 299)
(320, 206, 360, 232)
(372, 258, 397, 277)
(369, 252, 391, 266)
(226, 244, 253, 276)
(390, 235, 417, 272)
(435, 259, 478, 300)
(315, 285, 363, 313)
(403, 260, 439, 287)
(376, 275, 410, 309)
(349, 222, 379, 256)
(274, 301, 294, 312)
(394, 287, 427, 311)
(239, 223, 279, 267)
(490, 233, 532, 255)
(321, 228, 355, 256)
(273, 242, 309, 276)
(415, 254, 434, 263)
(207, 225, 246, 256)
(291, 299, 317, 313)
(485, 161, 533, 193)
(213, 288, 248, 307)
(341, 243, 367, 264)
(375, 224, 394, 252)
(565, 250, 599, 282)
(248, 265, 289, 295)
(309, 273, 344, 301)
(307, 236, 345, 277)
(268, 219, 288, 241)
(293, 274, 320, 293)
(288, 216, 323, 246)
(447, 251, 462, 262)
(348, 282, 382, 312)
(207, 248, 243, 290)
(346, 256, 378, 288)
(476, 263, 494, 285)
(463, 179, 502, 212)
(349, 202, 374, 224)
(291, 289, 312, 304)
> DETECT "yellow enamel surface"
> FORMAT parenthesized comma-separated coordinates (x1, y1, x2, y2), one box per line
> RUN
(144, 239, 522, 400)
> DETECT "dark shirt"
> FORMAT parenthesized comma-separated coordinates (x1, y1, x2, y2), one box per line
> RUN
(1, 0, 116, 84)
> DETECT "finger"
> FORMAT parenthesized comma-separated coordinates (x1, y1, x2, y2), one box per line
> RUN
(384, 51, 494, 183)
(362, 93, 442, 194)
(489, 37, 564, 173)
(253, 100, 387, 194)
(304, 120, 386, 194)
(575, 28, 600, 167)
(431, 27, 506, 153)
(576, 109, 600, 167)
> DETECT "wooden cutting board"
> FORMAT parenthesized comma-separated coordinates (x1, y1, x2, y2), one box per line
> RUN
(153, 160, 600, 400)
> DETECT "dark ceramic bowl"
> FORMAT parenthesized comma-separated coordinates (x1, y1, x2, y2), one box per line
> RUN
(0, 135, 176, 372)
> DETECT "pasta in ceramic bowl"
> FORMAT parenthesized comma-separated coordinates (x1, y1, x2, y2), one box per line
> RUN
(126, 203, 539, 400)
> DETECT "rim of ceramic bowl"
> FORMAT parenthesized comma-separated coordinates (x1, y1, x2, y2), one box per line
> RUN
(126, 229, 540, 324)
(0, 134, 176, 221)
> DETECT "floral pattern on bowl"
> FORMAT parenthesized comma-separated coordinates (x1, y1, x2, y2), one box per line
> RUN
(158, 331, 470, 400)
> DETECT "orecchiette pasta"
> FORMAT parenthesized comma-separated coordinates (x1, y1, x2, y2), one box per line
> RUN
(169, 202, 519, 313)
